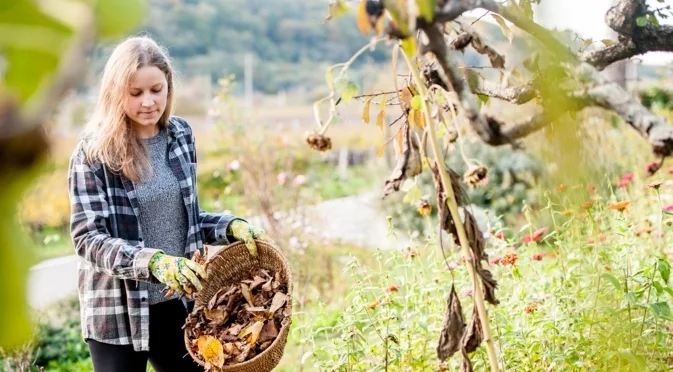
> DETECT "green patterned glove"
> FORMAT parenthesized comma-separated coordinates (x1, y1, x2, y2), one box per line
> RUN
(228, 220, 277, 256)
(148, 253, 207, 296)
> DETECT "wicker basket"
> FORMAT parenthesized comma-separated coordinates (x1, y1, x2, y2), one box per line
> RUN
(184, 240, 293, 372)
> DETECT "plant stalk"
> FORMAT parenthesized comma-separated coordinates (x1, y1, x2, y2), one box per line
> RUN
(402, 51, 501, 372)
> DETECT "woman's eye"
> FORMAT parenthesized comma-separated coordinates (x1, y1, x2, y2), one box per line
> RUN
(152, 89, 161, 93)
(130, 92, 141, 97)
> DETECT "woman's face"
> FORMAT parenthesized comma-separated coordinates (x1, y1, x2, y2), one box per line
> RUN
(124, 65, 168, 137)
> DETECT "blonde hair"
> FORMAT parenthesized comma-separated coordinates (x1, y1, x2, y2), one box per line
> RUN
(83, 35, 175, 183)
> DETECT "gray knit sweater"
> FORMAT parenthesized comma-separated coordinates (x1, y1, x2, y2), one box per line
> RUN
(136, 129, 188, 304)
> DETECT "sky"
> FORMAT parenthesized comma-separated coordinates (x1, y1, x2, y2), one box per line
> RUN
(466, 0, 673, 66)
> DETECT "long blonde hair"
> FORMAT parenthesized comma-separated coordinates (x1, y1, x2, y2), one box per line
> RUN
(83, 35, 175, 183)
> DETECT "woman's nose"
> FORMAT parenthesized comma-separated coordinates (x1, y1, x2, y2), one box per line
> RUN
(141, 95, 154, 107)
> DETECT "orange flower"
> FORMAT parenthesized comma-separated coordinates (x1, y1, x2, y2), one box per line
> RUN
(531, 252, 545, 261)
(587, 184, 596, 194)
(524, 302, 539, 314)
(597, 233, 607, 242)
(367, 298, 383, 310)
(604, 265, 612, 271)
(495, 232, 506, 240)
(386, 285, 400, 293)
(580, 201, 594, 209)
(560, 209, 574, 216)
(556, 184, 568, 192)
(523, 227, 548, 244)
(404, 249, 419, 259)
(502, 252, 519, 266)
(417, 200, 432, 216)
(608, 201, 631, 212)
(587, 238, 595, 245)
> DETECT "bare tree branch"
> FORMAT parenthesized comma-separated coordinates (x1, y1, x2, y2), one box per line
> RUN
(468, 77, 536, 104)
(574, 63, 673, 158)
(421, 23, 498, 144)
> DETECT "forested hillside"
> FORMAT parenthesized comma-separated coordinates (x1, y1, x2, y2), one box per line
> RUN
(134, 0, 390, 93)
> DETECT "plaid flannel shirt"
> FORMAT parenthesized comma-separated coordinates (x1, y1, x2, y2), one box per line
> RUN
(68, 116, 239, 351)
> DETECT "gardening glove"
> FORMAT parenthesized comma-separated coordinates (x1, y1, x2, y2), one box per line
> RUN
(227, 220, 277, 257)
(148, 253, 207, 295)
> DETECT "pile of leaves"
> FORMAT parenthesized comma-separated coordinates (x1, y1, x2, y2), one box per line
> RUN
(183, 268, 290, 370)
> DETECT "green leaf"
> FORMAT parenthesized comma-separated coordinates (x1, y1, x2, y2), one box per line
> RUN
(648, 13, 660, 28)
(325, 65, 338, 90)
(601, 273, 623, 292)
(518, 0, 534, 19)
(650, 302, 672, 319)
(96, 0, 146, 38)
(416, 0, 436, 22)
(402, 184, 422, 205)
(653, 281, 665, 296)
(624, 292, 638, 305)
(658, 258, 670, 283)
(636, 16, 649, 27)
(401, 37, 417, 58)
(477, 94, 490, 105)
(410, 95, 422, 111)
(491, 14, 513, 43)
(664, 286, 673, 298)
(0, 0, 73, 102)
(617, 351, 647, 370)
(334, 77, 359, 102)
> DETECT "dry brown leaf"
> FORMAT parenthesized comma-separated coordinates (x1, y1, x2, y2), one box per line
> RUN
(376, 93, 387, 129)
(362, 96, 372, 125)
(239, 321, 265, 345)
(269, 292, 288, 314)
(478, 267, 499, 305)
(228, 323, 244, 336)
(223, 342, 234, 355)
(356, 0, 371, 35)
(259, 320, 279, 344)
(246, 306, 267, 313)
(197, 335, 225, 369)
(241, 283, 254, 306)
(382, 123, 422, 198)
(205, 308, 229, 326)
(437, 285, 466, 361)
(460, 348, 474, 372)
(248, 276, 266, 291)
(461, 307, 483, 354)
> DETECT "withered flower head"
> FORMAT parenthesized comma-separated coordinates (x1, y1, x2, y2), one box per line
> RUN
(463, 166, 488, 188)
(305, 131, 332, 152)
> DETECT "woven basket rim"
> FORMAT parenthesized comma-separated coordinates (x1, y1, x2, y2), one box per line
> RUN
(184, 240, 293, 371)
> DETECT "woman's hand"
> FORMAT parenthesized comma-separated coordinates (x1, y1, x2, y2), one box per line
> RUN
(148, 253, 207, 296)
(228, 220, 276, 256)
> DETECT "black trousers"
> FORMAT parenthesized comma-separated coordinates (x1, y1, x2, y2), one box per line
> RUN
(86, 299, 202, 372)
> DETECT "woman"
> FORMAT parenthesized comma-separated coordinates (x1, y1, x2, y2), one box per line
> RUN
(68, 35, 270, 372)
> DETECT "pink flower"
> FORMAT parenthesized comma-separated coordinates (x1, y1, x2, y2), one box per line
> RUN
(293, 174, 307, 186)
(490, 257, 503, 265)
(277, 172, 288, 185)
(523, 227, 548, 245)
(446, 262, 458, 271)
(664, 205, 673, 213)
(463, 289, 473, 297)
(531, 252, 545, 261)
(617, 173, 633, 188)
